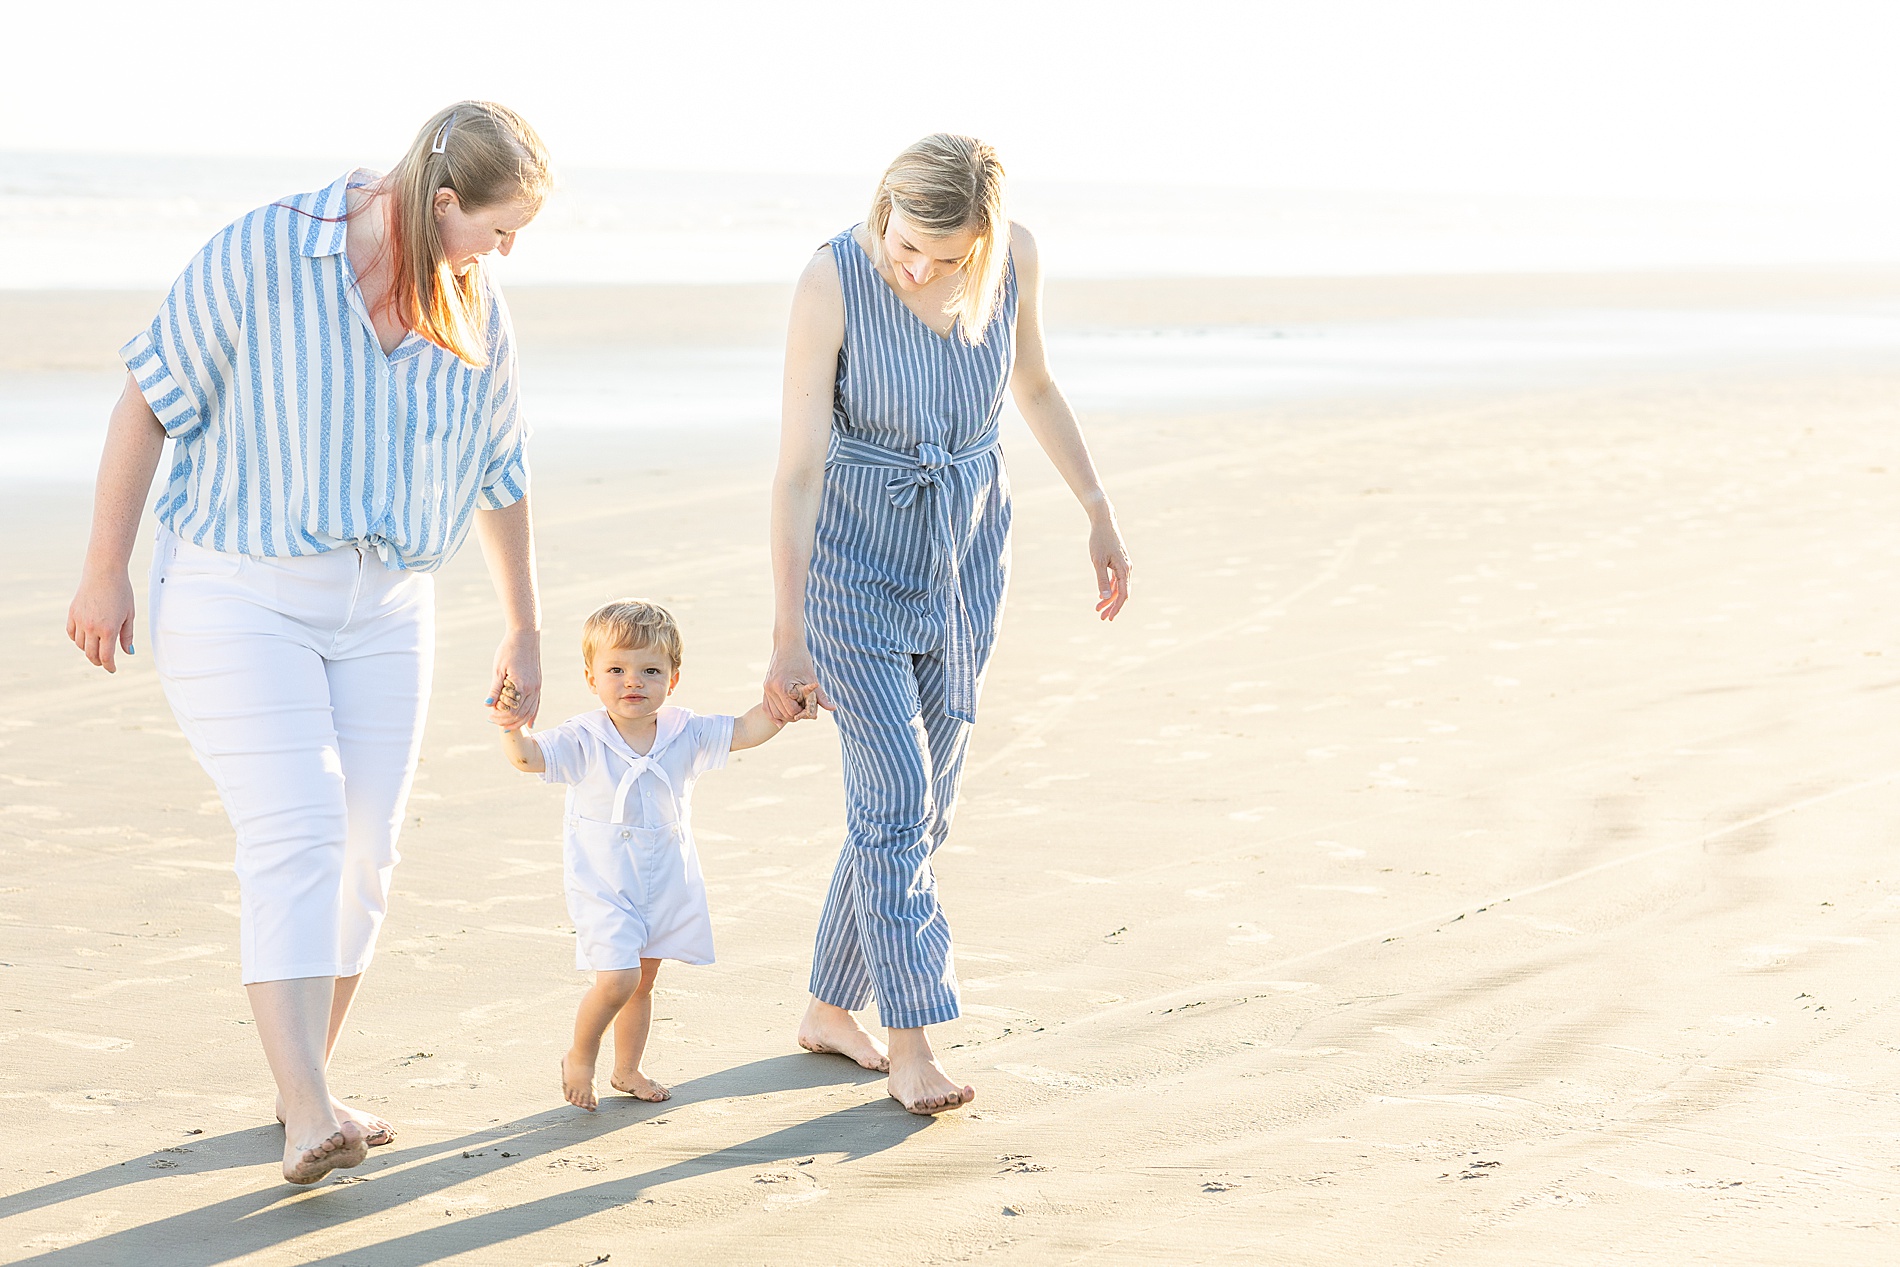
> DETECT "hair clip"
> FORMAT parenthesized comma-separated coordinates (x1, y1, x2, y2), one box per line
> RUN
(431, 114, 455, 155)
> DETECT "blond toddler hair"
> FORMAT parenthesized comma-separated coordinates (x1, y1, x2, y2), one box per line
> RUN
(581, 599, 683, 671)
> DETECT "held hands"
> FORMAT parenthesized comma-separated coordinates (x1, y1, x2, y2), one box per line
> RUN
(764, 644, 833, 725)
(486, 630, 542, 732)
(67, 569, 137, 673)
(488, 674, 526, 730)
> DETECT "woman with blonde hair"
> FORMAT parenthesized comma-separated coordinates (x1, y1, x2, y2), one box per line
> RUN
(66, 101, 550, 1183)
(765, 134, 1133, 1112)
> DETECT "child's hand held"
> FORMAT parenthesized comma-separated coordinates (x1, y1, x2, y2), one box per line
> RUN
(486, 674, 526, 726)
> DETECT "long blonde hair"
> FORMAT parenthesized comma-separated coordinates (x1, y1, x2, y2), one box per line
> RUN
(381, 101, 552, 365)
(867, 134, 1009, 343)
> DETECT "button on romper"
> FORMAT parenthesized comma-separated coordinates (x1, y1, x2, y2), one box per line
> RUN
(804, 227, 1018, 1030)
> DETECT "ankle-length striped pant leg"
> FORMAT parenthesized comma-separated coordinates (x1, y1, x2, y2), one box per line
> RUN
(808, 643, 976, 1029)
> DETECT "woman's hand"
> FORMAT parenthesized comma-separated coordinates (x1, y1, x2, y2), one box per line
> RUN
(764, 638, 831, 724)
(69, 374, 168, 675)
(1089, 512, 1133, 621)
(67, 568, 137, 672)
(486, 629, 542, 730)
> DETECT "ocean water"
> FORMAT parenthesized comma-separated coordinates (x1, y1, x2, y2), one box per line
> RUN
(13, 305, 1900, 484)
(8, 152, 1900, 483)
(6, 152, 1900, 289)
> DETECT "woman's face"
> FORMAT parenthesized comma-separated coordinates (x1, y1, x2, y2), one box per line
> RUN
(881, 211, 978, 290)
(434, 189, 539, 275)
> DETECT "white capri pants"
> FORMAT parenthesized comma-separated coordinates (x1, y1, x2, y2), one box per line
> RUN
(150, 528, 434, 985)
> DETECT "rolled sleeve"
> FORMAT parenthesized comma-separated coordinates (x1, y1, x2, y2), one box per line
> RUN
(477, 290, 530, 509)
(478, 389, 530, 509)
(120, 236, 237, 441)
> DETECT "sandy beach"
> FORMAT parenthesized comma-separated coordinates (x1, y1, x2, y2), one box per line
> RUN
(4, 273, 1899, 1264)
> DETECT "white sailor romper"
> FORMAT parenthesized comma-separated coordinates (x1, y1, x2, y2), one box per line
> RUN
(534, 706, 734, 970)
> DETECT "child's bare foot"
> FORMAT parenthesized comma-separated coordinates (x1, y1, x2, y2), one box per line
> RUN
(887, 1052, 975, 1116)
(609, 1069, 671, 1102)
(561, 1050, 599, 1111)
(283, 1119, 367, 1185)
(277, 1095, 396, 1146)
(797, 999, 890, 1071)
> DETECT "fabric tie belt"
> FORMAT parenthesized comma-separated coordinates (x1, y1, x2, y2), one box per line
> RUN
(825, 427, 1000, 724)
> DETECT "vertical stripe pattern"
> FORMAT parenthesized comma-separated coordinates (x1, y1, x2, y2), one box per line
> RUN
(805, 227, 1017, 1029)
(120, 170, 530, 573)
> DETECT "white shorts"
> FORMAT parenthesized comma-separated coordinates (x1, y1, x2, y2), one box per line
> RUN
(150, 528, 434, 984)
(565, 818, 715, 971)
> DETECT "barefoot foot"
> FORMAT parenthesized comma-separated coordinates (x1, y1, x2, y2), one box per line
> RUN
(283, 1120, 367, 1185)
(277, 1095, 396, 1147)
(609, 1069, 671, 1102)
(797, 999, 890, 1072)
(888, 1054, 975, 1116)
(562, 1050, 599, 1111)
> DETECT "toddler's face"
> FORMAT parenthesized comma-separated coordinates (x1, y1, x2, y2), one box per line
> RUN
(585, 643, 679, 723)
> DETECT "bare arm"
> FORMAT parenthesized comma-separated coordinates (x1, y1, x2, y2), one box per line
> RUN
(1006, 224, 1133, 620)
(496, 722, 546, 772)
(67, 371, 167, 672)
(475, 497, 543, 730)
(730, 701, 792, 752)
(764, 248, 846, 722)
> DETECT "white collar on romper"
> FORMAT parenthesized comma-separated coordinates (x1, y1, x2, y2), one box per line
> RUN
(573, 707, 690, 825)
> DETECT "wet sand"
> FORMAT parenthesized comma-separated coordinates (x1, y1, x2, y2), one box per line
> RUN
(3, 274, 1899, 1264)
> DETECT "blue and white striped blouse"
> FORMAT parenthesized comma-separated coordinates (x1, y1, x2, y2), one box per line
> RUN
(121, 169, 530, 572)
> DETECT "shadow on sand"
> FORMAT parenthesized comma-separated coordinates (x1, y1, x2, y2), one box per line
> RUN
(7, 1053, 920, 1265)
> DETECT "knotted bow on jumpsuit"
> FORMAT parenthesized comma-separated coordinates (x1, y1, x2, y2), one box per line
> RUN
(804, 228, 1018, 1029)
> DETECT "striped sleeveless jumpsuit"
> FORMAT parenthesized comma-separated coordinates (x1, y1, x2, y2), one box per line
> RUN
(805, 227, 1018, 1029)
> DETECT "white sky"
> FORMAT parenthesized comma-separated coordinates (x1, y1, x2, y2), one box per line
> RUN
(3, 0, 1897, 203)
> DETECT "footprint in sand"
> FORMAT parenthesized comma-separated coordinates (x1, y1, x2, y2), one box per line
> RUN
(1738, 944, 1805, 968)
(995, 1063, 1096, 1093)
